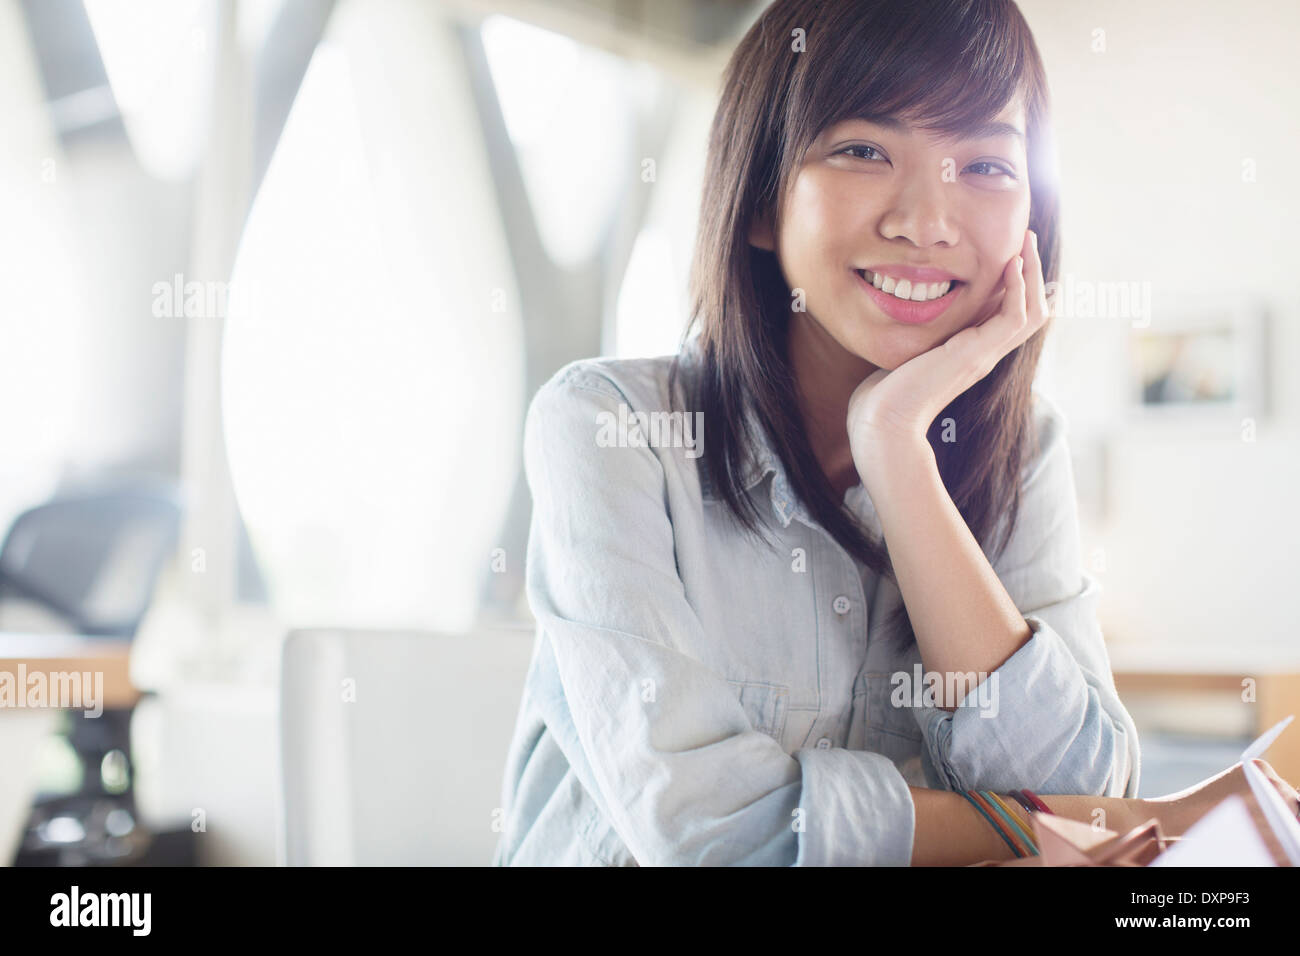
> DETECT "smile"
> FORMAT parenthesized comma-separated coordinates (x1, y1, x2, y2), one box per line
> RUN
(852, 268, 964, 325)
(856, 268, 960, 302)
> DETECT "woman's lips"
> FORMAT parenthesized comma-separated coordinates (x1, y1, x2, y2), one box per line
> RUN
(853, 268, 962, 325)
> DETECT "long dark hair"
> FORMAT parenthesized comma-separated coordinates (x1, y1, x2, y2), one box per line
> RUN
(668, 0, 1060, 642)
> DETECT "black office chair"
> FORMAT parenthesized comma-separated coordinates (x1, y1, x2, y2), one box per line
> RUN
(0, 480, 183, 865)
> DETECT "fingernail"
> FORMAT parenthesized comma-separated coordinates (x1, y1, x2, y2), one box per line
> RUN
(1031, 231, 1039, 248)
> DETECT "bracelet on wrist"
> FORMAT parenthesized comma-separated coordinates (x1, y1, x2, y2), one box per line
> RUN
(958, 790, 1040, 858)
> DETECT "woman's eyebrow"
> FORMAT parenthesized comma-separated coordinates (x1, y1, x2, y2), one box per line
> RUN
(846, 115, 1025, 144)
(950, 120, 1025, 144)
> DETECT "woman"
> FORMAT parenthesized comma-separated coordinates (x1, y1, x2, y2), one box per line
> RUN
(493, 0, 1299, 866)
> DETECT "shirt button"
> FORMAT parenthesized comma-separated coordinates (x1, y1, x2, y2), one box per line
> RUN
(832, 595, 851, 615)
(816, 737, 832, 749)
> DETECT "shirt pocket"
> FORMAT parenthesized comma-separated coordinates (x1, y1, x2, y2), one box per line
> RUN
(727, 679, 790, 746)
(861, 672, 924, 771)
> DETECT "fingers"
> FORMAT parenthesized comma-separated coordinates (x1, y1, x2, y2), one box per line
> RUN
(1023, 229, 1050, 320)
(1250, 758, 1300, 812)
(944, 230, 1050, 389)
(999, 230, 1049, 353)
(1007, 249, 1027, 327)
(976, 253, 1024, 343)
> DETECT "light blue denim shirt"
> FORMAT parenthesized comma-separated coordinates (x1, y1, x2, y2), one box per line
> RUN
(493, 345, 1140, 866)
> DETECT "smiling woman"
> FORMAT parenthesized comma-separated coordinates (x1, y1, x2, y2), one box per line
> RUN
(797, 109, 1029, 328)
(686, 0, 1058, 563)
(492, 0, 1299, 868)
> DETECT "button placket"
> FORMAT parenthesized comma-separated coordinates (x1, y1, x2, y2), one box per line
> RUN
(794, 517, 871, 753)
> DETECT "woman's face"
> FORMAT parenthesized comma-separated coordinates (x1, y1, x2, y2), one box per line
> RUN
(752, 100, 1033, 371)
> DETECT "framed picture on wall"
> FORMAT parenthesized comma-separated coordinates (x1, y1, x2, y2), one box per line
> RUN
(1125, 293, 1270, 426)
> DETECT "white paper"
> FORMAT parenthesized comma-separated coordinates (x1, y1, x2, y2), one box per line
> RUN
(1242, 759, 1300, 866)
(1152, 714, 1300, 867)
(1241, 714, 1293, 761)
(1239, 714, 1300, 866)
(1150, 795, 1276, 867)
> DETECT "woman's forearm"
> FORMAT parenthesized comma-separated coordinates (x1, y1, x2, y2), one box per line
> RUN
(861, 435, 1032, 704)
(910, 787, 1015, 865)
(910, 788, 1156, 866)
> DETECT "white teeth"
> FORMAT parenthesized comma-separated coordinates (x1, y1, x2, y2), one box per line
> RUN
(862, 270, 954, 302)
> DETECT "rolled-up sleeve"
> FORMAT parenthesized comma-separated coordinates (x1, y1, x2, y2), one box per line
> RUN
(908, 394, 1141, 799)
(524, 364, 916, 865)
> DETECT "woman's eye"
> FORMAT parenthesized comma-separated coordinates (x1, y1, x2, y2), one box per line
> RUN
(965, 161, 1016, 178)
(839, 144, 884, 161)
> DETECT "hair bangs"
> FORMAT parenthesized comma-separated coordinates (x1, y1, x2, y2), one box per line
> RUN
(785, 0, 1043, 165)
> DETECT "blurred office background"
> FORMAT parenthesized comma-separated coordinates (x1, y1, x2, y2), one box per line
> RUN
(0, 0, 1297, 865)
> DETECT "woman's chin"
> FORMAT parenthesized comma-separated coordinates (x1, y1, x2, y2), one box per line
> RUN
(854, 337, 931, 372)
(832, 318, 946, 371)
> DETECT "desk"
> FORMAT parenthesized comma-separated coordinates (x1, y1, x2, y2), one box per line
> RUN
(0, 632, 138, 865)
(0, 633, 138, 710)
(1110, 641, 1300, 785)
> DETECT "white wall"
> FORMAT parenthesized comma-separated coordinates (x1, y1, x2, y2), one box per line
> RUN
(1019, 0, 1300, 653)
(0, 0, 191, 532)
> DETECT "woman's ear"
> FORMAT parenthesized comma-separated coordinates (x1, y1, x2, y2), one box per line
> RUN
(748, 209, 776, 251)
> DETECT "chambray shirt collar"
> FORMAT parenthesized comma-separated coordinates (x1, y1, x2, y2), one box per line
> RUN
(683, 339, 878, 536)
(714, 401, 880, 538)
(737, 402, 808, 529)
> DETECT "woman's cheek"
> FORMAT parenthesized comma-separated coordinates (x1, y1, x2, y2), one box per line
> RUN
(965, 279, 1006, 327)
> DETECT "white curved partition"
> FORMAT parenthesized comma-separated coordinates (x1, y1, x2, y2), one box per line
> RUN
(222, 0, 525, 631)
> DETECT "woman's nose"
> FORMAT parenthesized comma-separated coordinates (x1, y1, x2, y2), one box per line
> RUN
(877, 172, 959, 248)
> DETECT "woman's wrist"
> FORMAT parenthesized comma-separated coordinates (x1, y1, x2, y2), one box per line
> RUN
(851, 428, 936, 498)
(910, 789, 1172, 865)
(911, 787, 1019, 866)
(1033, 793, 1164, 837)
